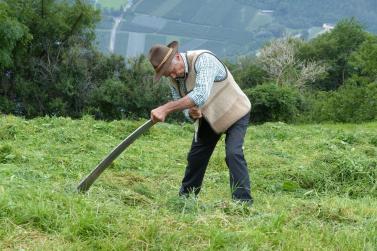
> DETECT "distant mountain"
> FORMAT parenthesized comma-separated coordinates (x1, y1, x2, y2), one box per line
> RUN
(92, 0, 377, 59)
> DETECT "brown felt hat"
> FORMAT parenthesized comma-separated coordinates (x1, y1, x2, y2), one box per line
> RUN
(148, 41, 178, 82)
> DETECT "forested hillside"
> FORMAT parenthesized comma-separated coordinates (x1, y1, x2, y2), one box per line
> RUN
(1, 1, 377, 123)
(94, 0, 377, 58)
(237, 0, 377, 30)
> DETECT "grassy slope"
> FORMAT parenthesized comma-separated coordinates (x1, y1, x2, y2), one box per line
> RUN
(0, 115, 376, 250)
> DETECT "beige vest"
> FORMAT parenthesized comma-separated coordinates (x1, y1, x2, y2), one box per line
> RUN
(171, 50, 251, 133)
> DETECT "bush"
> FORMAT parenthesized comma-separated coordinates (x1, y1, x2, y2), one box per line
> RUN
(245, 83, 303, 123)
(230, 57, 267, 89)
(87, 55, 175, 121)
(0, 96, 15, 114)
(88, 78, 130, 119)
(301, 83, 377, 123)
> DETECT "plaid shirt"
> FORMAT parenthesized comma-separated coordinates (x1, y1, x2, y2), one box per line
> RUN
(170, 52, 226, 120)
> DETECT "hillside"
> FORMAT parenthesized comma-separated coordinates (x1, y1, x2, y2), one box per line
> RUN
(1, 115, 376, 249)
(93, 0, 377, 58)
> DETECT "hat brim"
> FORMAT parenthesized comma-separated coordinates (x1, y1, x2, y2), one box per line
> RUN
(153, 41, 179, 83)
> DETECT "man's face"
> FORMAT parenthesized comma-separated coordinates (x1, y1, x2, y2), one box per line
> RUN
(163, 54, 184, 79)
(163, 64, 178, 79)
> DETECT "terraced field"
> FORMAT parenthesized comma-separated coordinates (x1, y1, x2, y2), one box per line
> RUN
(94, 0, 377, 59)
(94, 0, 279, 58)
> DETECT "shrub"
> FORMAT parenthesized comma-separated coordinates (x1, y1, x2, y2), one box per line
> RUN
(301, 83, 377, 123)
(230, 57, 267, 89)
(0, 96, 15, 114)
(245, 83, 303, 123)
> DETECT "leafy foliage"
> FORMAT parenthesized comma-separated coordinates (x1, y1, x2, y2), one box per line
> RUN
(0, 3, 31, 71)
(298, 19, 368, 90)
(88, 55, 171, 120)
(229, 57, 268, 89)
(348, 35, 377, 84)
(301, 83, 377, 123)
(0, 2, 376, 126)
(0, 0, 101, 116)
(0, 1, 172, 121)
(245, 83, 303, 123)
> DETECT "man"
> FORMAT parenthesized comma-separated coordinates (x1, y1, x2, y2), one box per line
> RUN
(148, 41, 253, 204)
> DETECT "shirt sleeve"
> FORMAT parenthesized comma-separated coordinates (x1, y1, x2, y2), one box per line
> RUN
(187, 53, 223, 108)
(169, 85, 193, 122)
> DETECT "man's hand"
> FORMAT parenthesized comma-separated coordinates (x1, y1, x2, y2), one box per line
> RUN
(189, 107, 202, 120)
(151, 96, 196, 123)
(151, 106, 168, 123)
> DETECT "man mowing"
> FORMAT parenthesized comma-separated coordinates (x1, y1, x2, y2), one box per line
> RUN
(149, 41, 253, 204)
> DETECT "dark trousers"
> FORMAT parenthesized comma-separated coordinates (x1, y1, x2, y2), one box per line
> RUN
(179, 113, 252, 202)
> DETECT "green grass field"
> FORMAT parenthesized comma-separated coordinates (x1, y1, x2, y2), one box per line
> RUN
(0, 115, 376, 250)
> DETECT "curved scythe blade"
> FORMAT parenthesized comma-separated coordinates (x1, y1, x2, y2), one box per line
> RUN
(77, 119, 154, 192)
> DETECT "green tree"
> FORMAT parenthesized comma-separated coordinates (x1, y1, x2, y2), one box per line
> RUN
(88, 55, 171, 120)
(348, 35, 377, 85)
(299, 18, 368, 90)
(1, 0, 101, 117)
(231, 56, 267, 89)
(0, 2, 31, 71)
(0, 2, 32, 113)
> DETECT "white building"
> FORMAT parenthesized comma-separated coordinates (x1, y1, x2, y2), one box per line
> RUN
(322, 23, 335, 32)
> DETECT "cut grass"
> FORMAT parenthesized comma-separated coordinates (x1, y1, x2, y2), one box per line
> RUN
(0, 115, 376, 250)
